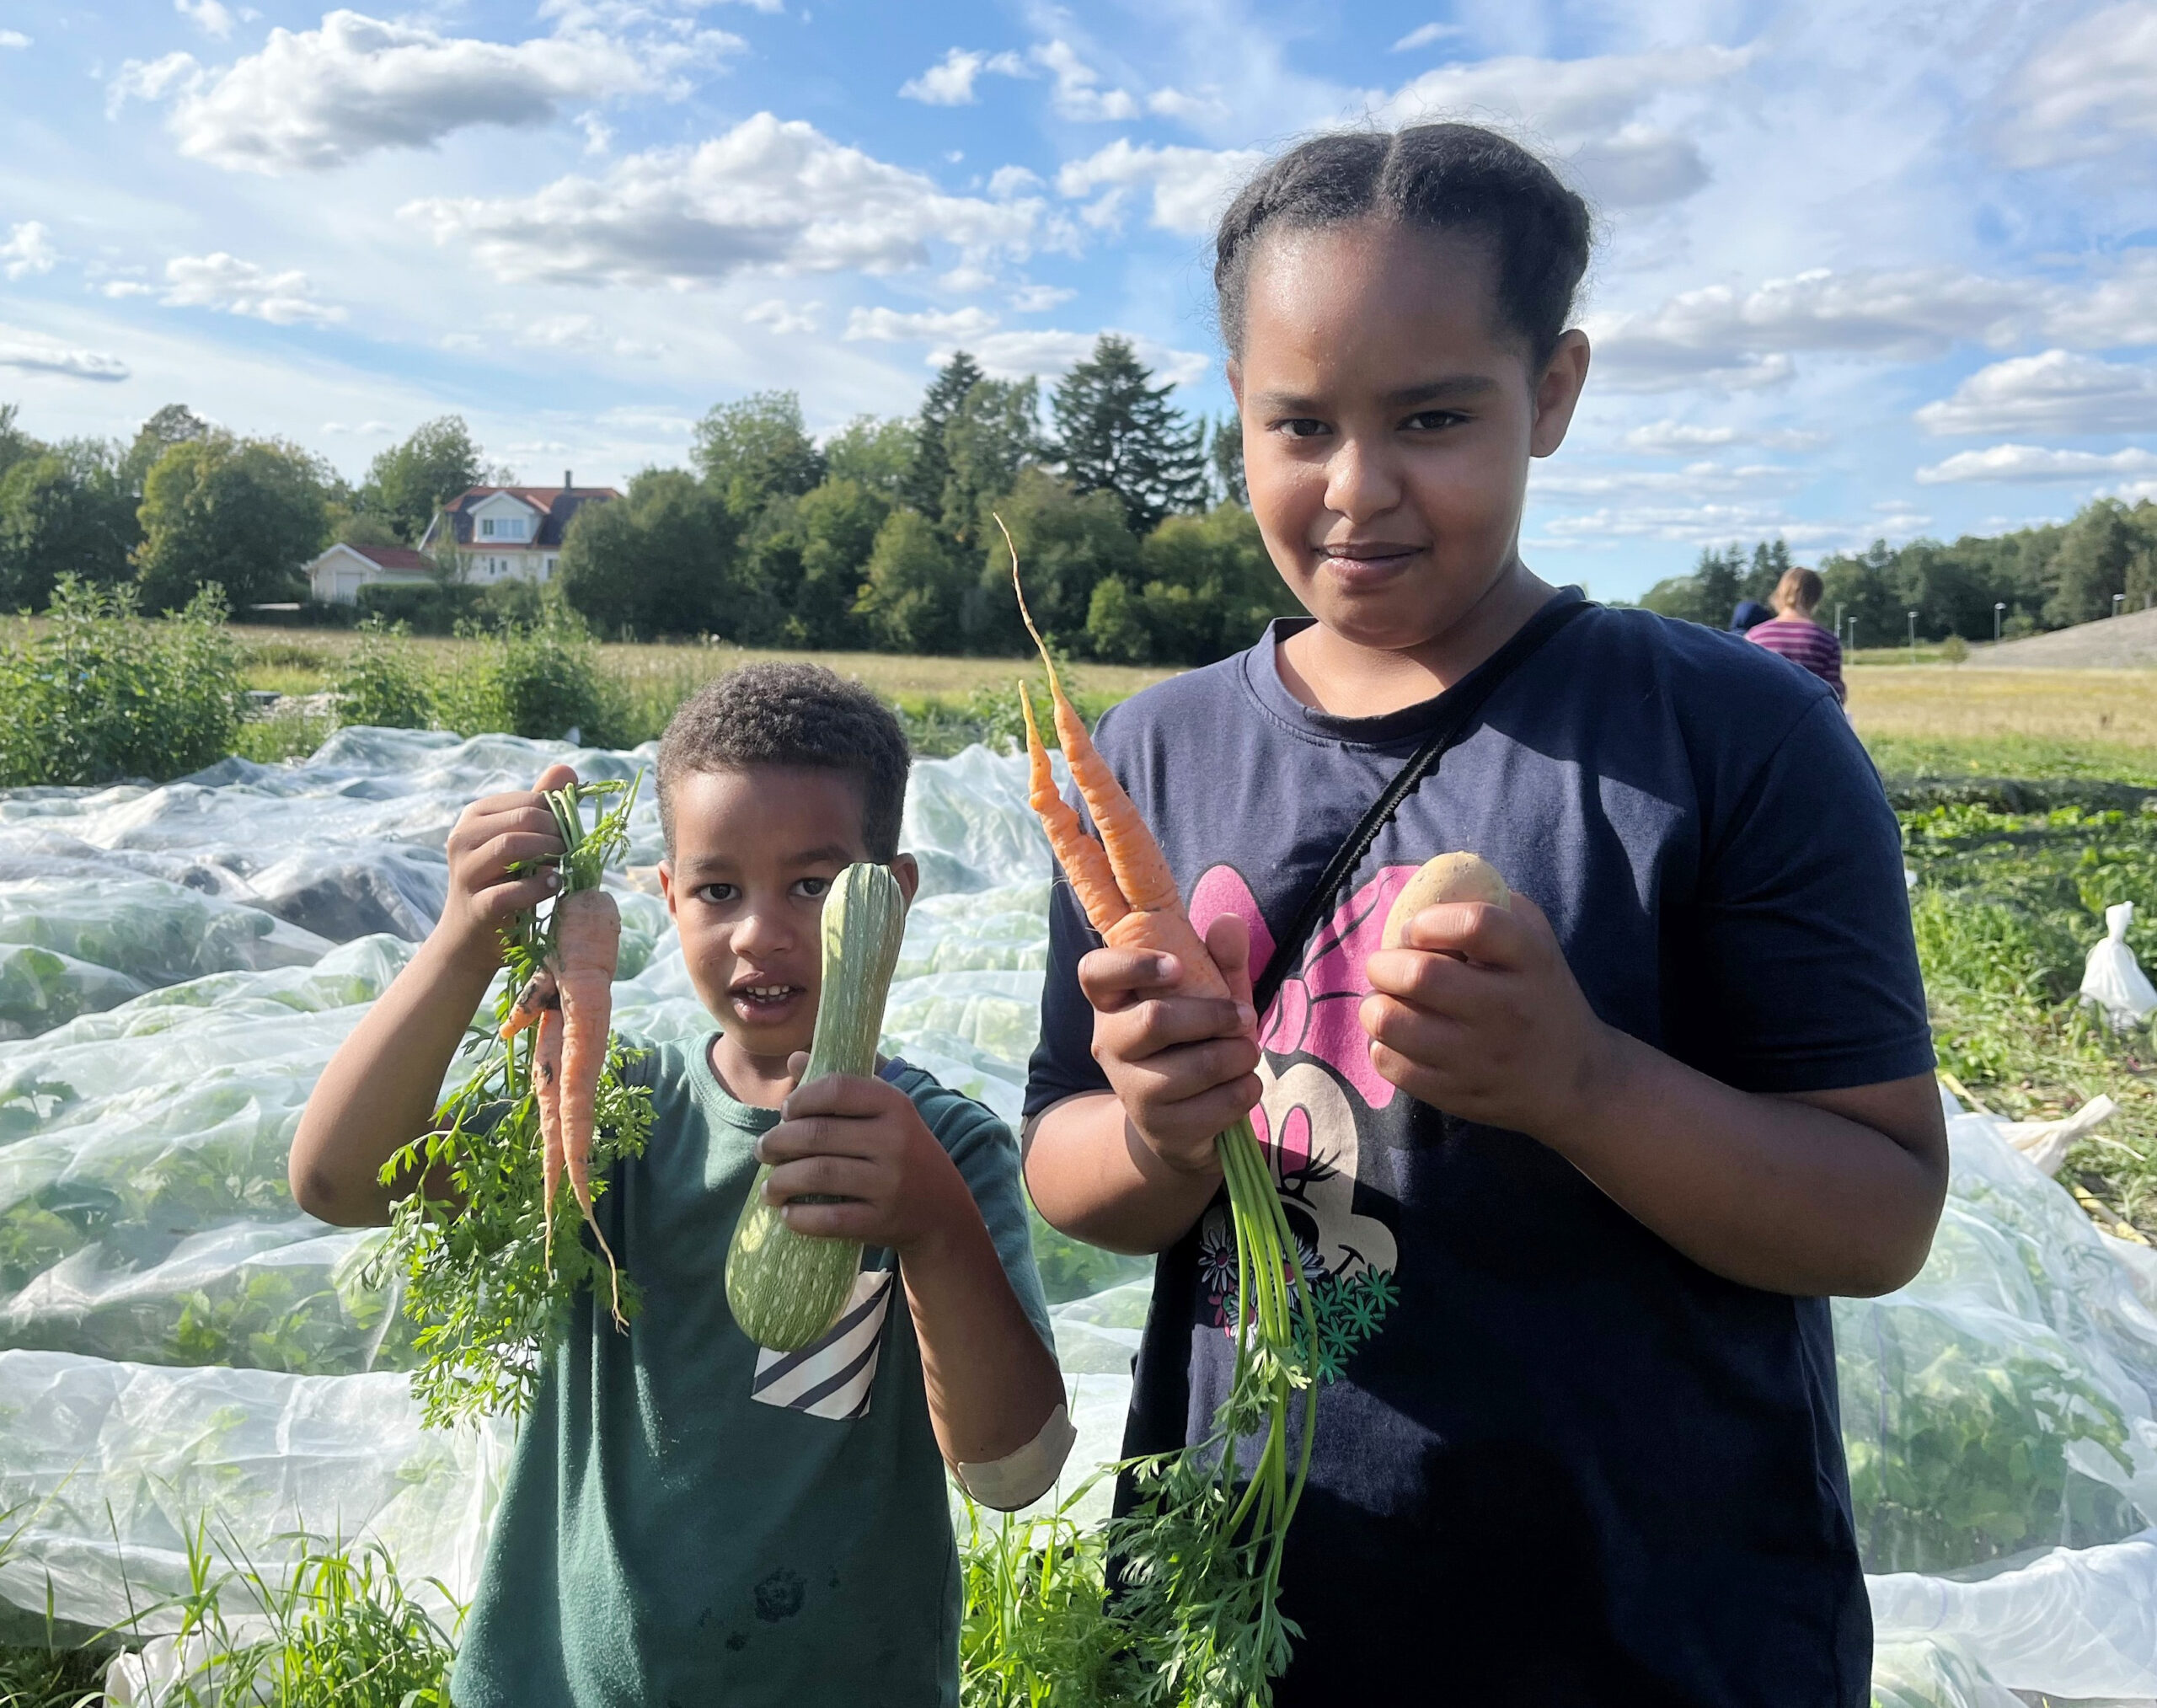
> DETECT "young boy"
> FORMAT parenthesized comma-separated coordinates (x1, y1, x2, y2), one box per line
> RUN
(292, 662, 1068, 1707)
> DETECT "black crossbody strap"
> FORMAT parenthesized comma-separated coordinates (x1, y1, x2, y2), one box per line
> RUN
(1248, 595, 1591, 1020)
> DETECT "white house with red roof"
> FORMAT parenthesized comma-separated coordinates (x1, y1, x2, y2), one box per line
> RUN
(417, 472, 621, 586)
(305, 542, 436, 605)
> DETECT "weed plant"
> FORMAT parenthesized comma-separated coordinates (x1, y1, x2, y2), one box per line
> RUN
(0, 580, 247, 787)
(1903, 795, 2157, 1234)
(330, 618, 435, 731)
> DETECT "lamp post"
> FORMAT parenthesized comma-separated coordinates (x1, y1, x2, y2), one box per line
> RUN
(1908, 610, 1918, 664)
(2114, 593, 2127, 618)
(1994, 602, 2005, 644)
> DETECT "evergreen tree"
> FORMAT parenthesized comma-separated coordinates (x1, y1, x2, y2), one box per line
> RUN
(905, 351, 984, 522)
(1209, 415, 1248, 508)
(358, 416, 487, 543)
(1052, 336, 1206, 535)
(693, 391, 826, 518)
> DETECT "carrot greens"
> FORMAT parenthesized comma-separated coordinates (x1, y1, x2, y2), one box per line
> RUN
(364, 777, 653, 1427)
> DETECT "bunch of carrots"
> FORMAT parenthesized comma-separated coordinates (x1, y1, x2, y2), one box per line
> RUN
(1005, 521, 1320, 1708)
(367, 776, 653, 1427)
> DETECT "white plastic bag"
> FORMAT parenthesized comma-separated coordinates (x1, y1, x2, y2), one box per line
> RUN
(2001, 1095, 2120, 1177)
(2081, 902, 2157, 1031)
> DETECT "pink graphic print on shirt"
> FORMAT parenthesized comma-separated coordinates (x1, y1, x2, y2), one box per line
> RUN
(1188, 862, 1417, 1378)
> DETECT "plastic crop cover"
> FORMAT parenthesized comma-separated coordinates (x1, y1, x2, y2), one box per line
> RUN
(2, 728, 2155, 1702)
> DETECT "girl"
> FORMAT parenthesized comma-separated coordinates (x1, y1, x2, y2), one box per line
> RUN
(1023, 125, 1943, 1705)
(1749, 563, 1849, 701)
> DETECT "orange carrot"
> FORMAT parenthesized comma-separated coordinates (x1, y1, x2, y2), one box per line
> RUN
(533, 1002, 565, 1264)
(500, 967, 555, 1041)
(552, 886, 624, 1320)
(1004, 517, 1227, 1001)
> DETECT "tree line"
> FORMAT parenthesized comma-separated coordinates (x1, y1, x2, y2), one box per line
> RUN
(0, 336, 1287, 667)
(1638, 500, 2157, 644)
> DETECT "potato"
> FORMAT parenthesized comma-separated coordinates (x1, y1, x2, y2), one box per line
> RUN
(1379, 852, 1511, 951)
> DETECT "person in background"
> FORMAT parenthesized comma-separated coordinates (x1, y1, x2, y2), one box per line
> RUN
(1748, 566, 1845, 703)
(1729, 597, 1774, 634)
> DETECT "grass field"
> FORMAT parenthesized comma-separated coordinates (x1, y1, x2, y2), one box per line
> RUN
(1849, 666, 2157, 784)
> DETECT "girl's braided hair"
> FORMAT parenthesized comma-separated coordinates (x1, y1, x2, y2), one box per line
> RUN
(1214, 124, 1593, 368)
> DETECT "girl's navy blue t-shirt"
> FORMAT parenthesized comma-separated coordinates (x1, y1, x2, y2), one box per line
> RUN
(1023, 593, 1933, 1708)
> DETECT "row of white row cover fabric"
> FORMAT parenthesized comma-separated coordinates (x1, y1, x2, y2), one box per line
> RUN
(2, 729, 2155, 1705)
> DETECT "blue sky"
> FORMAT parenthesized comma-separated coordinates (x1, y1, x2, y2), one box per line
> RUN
(1, 0, 2154, 600)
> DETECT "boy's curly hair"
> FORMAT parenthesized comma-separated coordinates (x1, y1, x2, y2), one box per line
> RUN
(656, 663, 911, 860)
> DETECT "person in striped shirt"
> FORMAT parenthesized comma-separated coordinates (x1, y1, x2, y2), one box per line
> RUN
(1747, 566, 1845, 703)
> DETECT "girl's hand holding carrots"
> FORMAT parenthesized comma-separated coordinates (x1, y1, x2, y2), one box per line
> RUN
(435, 762, 578, 973)
(756, 1061, 971, 1257)
(1074, 911, 1262, 1179)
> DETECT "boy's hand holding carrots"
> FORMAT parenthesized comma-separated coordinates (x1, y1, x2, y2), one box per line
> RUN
(435, 762, 579, 972)
(757, 1060, 973, 1258)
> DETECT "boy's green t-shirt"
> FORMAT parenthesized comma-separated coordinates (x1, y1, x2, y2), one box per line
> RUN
(451, 1035, 1054, 1708)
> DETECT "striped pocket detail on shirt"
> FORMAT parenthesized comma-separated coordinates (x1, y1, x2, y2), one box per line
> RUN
(749, 1268, 893, 1421)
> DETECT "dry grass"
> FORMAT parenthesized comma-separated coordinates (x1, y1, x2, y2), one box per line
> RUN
(1848, 666, 2157, 747)
(230, 625, 1183, 702)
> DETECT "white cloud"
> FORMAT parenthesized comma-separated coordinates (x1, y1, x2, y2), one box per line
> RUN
(161, 252, 345, 325)
(1537, 502, 1844, 546)
(1533, 460, 1799, 497)
(1392, 23, 1464, 52)
(745, 298, 820, 335)
(1914, 444, 2157, 484)
(1587, 267, 2040, 391)
(941, 328, 1208, 388)
(899, 46, 1026, 105)
(100, 281, 156, 298)
(107, 51, 198, 115)
(1032, 40, 1137, 121)
(1997, 3, 2157, 170)
(1009, 282, 1073, 313)
(499, 311, 664, 356)
(1148, 86, 1228, 123)
(1, 222, 58, 280)
(112, 8, 740, 174)
(2040, 250, 2157, 348)
(0, 325, 130, 382)
(1915, 350, 2157, 436)
(175, 0, 236, 40)
(0, 30, 29, 50)
(1378, 46, 1748, 210)
(1621, 420, 1830, 452)
(321, 419, 393, 434)
(406, 113, 1041, 286)
(939, 264, 996, 293)
(1057, 140, 1265, 237)
(845, 305, 998, 342)
(987, 164, 1041, 199)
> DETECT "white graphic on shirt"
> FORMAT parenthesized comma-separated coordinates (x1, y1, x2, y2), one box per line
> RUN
(750, 1268, 891, 1420)
(1255, 1057, 1400, 1282)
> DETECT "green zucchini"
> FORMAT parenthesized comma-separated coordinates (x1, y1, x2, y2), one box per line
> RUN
(725, 861, 908, 1351)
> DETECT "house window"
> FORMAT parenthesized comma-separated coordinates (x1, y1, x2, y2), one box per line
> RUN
(480, 518, 495, 538)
